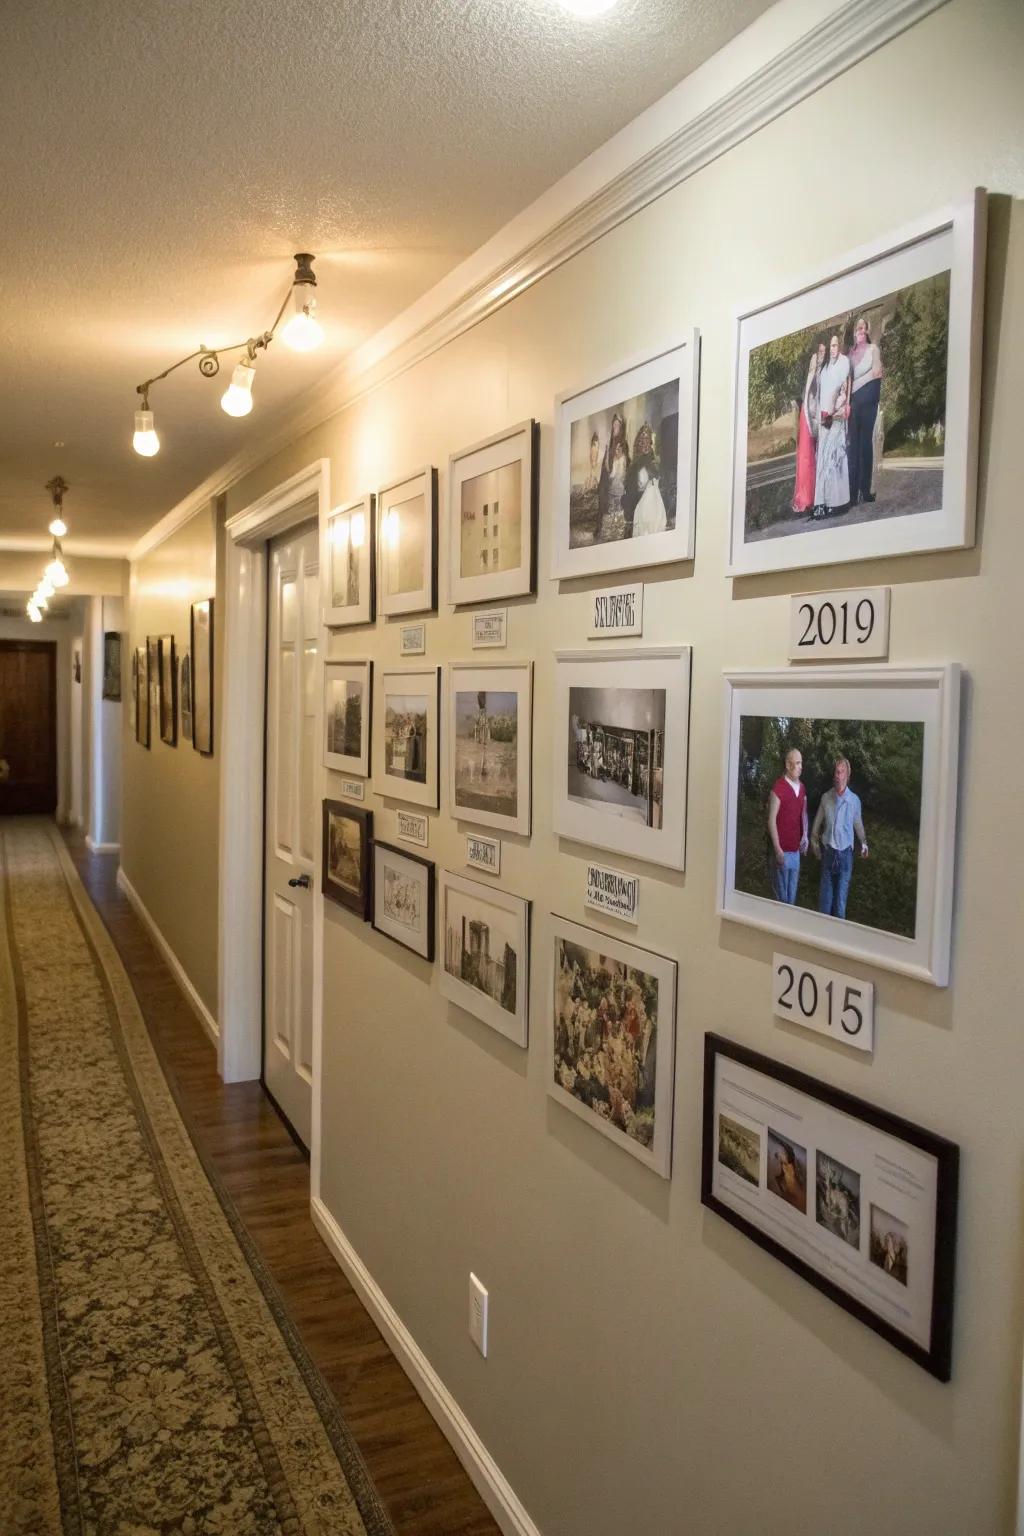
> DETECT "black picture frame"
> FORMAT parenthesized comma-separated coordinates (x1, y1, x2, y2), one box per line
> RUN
(102, 630, 122, 701)
(158, 635, 177, 746)
(146, 636, 159, 747)
(190, 598, 214, 756)
(134, 646, 149, 748)
(701, 1033, 958, 1381)
(371, 840, 435, 961)
(321, 800, 373, 919)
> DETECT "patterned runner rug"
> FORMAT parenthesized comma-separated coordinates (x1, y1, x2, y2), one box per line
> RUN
(0, 820, 393, 1536)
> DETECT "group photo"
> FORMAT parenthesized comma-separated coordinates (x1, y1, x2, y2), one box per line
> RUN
(733, 713, 925, 939)
(568, 379, 679, 550)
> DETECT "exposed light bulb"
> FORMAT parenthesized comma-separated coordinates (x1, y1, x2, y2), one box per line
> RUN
(45, 555, 69, 588)
(281, 289, 324, 352)
(27, 601, 42, 622)
(34, 589, 48, 610)
(221, 362, 256, 417)
(558, 0, 617, 13)
(133, 409, 160, 457)
(48, 516, 68, 538)
(38, 575, 54, 599)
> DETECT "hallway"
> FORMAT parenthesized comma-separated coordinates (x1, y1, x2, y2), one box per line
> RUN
(2, 818, 498, 1536)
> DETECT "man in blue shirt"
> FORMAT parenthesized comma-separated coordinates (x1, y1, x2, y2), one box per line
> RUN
(810, 757, 869, 920)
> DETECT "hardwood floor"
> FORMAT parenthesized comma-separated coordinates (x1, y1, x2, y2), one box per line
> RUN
(64, 831, 501, 1536)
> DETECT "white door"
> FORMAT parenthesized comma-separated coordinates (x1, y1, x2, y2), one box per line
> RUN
(264, 516, 319, 1147)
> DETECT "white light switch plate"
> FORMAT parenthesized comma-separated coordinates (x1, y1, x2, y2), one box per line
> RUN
(469, 1272, 488, 1358)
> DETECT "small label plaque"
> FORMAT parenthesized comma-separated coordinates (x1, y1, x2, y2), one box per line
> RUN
(471, 609, 507, 649)
(772, 952, 874, 1053)
(466, 833, 501, 875)
(584, 864, 639, 923)
(400, 622, 426, 656)
(588, 584, 643, 639)
(396, 810, 428, 847)
(339, 777, 365, 802)
(789, 587, 890, 660)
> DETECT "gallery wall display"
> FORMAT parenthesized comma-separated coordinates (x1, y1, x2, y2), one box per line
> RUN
(552, 647, 691, 871)
(717, 665, 960, 985)
(373, 666, 440, 808)
(728, 191, 986, 577)
(158, 635, 177, 746)
(377, 466, 438, 617)
(324, 659, 372, 777)
(180, 652, 193, 743)
(448, 660, 532, 837)
(439, 869, 529, 1047)
(549, 915, 677, 1179)
(146, 636, 159, 743)
(324, 492, 375, 627)
(129, 649, 138, 736)
(551, 332, 700, 581)
(448, 419, 538, 605)
(191, 599, 214, 756)
(133, 646, 148, 747)
(372, 841, 435, 960)
(321, 800, 373, 919)
(73, 647, 82, 684)
(102, 631, 122, 701)
(701, 1033, 958, 1380)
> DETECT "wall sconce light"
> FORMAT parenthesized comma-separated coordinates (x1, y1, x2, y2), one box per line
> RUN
(132, 253, 323, 456)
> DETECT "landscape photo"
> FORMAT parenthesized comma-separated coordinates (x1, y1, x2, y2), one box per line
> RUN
(454, 689, 518, 820)
(383, 492, 426, 596)
(718, 1113, 760, 1187)
(460, 459, 522, 577)
(743, 270, 950, 543)
(766, 1127, 807, 1214)
(815, 1151, 861, 1250)
(553, 936, 660, 1153)
(384, 693, 428, 783)
(326, 674, 364, 759)
(443, 886, 518, 1016)
(568, 685, 665, 828)
(870, 1204, 909, 1286)
(327, 812, 363, 896)
(569, 378, 678, 549)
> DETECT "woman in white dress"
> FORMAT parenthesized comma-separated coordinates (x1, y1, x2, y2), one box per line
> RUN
(813, 333, 852, 517)
(628, 421, 668, 537)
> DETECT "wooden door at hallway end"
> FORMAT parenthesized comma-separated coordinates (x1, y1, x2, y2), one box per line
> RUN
(263, 518, 319, 1150)
(0, 641, 57, 814)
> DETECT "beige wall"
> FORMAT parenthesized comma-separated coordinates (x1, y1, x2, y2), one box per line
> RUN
(121, 504, 220, 1013)
(125, 1, 1024, 1529)
(0, 553, 126, 596)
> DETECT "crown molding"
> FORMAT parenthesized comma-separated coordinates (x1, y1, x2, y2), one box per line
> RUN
(128, 0, 948, 566)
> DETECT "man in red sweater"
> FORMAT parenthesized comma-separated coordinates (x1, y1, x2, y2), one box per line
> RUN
(767, 748, 809, 904)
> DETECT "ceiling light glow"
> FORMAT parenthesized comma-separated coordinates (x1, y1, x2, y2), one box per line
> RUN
(558, 0, 618, 14)
(221, 362, 256, 417)
(133, 409, 160, 457)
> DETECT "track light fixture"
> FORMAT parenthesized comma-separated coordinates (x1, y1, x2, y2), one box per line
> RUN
(132, 253, 323, 456)
(27, 478, 71, 618)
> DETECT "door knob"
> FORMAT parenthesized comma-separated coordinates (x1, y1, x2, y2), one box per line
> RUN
(288, 873, 311, 889)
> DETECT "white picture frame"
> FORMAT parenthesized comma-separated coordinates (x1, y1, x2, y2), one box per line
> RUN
(551, 331, 700, 581)
(552, 647, 691, 871)
(549, 915, 677, 1179)
(448, 420, 537, 605)
(322, 493, 375, 627)
(717, 666, 960, 986)
(438, 870, 529, 1047)
(728, 191, 986, 578)
(448, 660, 532, 837)
(323, 658, 371, 777)
(373, 665, 440, 808)
(377, 466, 438, 617)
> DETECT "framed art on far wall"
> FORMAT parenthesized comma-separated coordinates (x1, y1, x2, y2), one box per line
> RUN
(324, 659, 371, 777)
(372, 841, 435, 960)
(158, 635, 177, 746)
(728, 191, 986, 577)
(552, 647, 691, 871)
(448, 419, 538, 605)
(321, 800, 373, 919)
(191, 598, 214, 755)
(324, 492, 375, 626)
(377, 466, 438, 617)
(549, 915, 677, 1179)
(448, 660, 532, 837)
(102, 631, 122, 701)
(180, 652, 193, 743)
(133, 646, 147, 746)
(146, 636, 159, 744)
(373, 666, 441, 808)
(701, 1033, 959, 1380)
(717, 665, 960, 985)
(551, 331, 700, 581)
(439, 869, 529, 1046)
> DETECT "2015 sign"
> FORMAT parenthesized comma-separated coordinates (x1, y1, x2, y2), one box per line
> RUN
(772, 952, 874, 1053)
(788, 587, 890, 660)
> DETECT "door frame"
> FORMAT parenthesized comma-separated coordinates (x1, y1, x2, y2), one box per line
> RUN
(219, 459, 329, 1197)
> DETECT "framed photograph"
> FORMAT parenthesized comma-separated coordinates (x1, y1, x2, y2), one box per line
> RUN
(146, 636, 159, 743)
(191, 598, 214, 756)
(439, 871, 529, 1046)
(718, 666, 960, 985)
(550, 916, 677, 1178)
(129, 647, 139, 739)
(72, 647, 82, 684)
(158, 635, 177, 746)
(729, 191, 986, 577)
(702, 1033, 958, 1380)
(448, 419, 537, 605)
(377, 466, 438, 617)
(324, 659, 371, 777)
(372, 841, 435, 960)
(553, 647, 691, 871)
(324, 492, 375, 626)
(180, 652, 193, 742)
(552, 332, 699, 581)
(102, 631, 121, 701)
(448, 660, 532, 836)
(321, 800, 372, 918)
(373, 666, 440, 808)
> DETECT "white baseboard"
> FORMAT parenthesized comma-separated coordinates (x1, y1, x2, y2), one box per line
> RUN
(86, 836, 120, 853)
(310, 1196, 540, 1536)
(116, 866, 219, 1047)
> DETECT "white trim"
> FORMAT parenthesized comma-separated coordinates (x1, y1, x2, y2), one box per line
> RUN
(116, 865, 219, 1047)
(127, 0, 948, 566)
(310, 1195, 541, 1536)
(85, 837, 120, 854)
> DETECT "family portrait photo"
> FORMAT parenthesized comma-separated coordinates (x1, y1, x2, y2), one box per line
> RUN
(568, 379, 679, 551)
(568, 686, 665, 829)
(454, 689, 518, 821)
(734, 712, 924, 939)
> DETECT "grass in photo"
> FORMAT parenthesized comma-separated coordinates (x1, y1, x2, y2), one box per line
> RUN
(454, 689, 517, 819)
(718, 1113, 760, 1186)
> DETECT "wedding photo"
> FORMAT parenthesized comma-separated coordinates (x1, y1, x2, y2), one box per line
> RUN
(568, 685, 665, 829)
(453, 688, 518, 821)
(569, 378, 679, 550)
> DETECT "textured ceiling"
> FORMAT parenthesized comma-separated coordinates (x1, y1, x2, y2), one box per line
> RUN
(0, 0, 771, 554)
